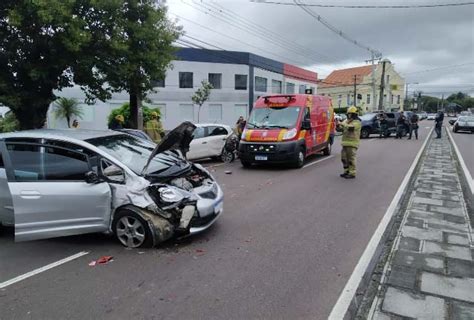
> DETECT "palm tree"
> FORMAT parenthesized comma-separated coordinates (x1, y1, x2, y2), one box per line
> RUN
(53, 97, 83, 128)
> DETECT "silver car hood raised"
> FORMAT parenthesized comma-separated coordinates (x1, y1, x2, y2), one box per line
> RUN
(141, 121, 196, 175)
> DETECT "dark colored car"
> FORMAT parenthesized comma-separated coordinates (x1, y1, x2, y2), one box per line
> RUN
(359, 112, 402, 138)
(453, 116, 474, 133)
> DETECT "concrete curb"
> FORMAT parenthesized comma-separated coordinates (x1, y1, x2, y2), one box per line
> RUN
(328, 128, 434, 320)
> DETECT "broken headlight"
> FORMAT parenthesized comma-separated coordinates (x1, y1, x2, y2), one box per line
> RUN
(159, 187, 185, 203)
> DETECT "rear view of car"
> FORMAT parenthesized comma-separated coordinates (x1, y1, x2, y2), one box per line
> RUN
(453, 116, 474, 133)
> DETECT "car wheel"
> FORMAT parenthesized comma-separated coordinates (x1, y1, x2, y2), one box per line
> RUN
(453, 126, 458, 133)
(241, 160, 252, 168)
(384, 131, 391, 137)
(401, 128, 407, 137)
(322, 142, 332, 156)
(112, 210, 153, 248)
(221, 150, 235, 163)
(293, 148, 305, 168)
(360, 128, 370, 139)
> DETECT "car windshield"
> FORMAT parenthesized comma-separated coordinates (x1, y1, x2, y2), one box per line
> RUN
(247, 107, 301, 129)
(360, 113, 376, 121)
(459, 116, 474, 121)
(87, 134, 170, 175)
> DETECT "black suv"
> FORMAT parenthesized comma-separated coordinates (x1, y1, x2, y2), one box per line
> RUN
(359, 112, 410, 138)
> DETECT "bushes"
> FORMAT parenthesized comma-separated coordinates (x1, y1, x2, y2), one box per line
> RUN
(0, 113, 19, 133)
(107, 103, 161, 128)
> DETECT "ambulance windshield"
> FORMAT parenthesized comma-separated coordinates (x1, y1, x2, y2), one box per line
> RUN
(247, 107, 301, 129)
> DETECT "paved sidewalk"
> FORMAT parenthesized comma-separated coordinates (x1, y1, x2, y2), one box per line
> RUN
(369, 130, 474, 320)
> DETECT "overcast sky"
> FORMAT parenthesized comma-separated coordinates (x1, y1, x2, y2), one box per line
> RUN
(166, 0, 474, 97)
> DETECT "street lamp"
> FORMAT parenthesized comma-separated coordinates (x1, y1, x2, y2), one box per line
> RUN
(405, 82, 419, 110)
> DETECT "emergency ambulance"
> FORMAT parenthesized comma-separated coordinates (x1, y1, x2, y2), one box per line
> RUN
(239, 94, 335, 168)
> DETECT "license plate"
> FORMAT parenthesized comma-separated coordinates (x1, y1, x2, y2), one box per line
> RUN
(255, 155, 268, 161)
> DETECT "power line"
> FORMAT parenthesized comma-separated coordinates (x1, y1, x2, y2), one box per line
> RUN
(402, 63, 474, 75)
(251, 1, 474, 9)
(202, 0, 338, 64)
(179, 0, 326, 67)
(292, 0, 382, 57)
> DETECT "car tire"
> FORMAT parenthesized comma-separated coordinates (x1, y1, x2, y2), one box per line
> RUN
(221, 150, 235, 163)
(293, 148, 305, 168)
(322, 142, 332, 156)
(241, 160, 252, 168)
(112, 209, 154, 248)
(360, 128, 370, 139)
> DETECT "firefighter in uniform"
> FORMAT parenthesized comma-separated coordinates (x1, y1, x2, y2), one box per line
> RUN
(144, 112, 165, 144)
(338, 106, 361, 179)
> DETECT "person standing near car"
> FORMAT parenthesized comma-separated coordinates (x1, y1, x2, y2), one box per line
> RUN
(235, 116, 246, 139)
(144, 112, 164, 144)
(337, 106, 361, 179)
(408, 113, 419, 140)
(378, 112, 388, 138)
(434, 111, 444, 138)
(396, 112, 406, 139)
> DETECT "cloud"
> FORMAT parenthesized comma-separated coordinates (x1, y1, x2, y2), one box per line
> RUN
(166, 0, 474, 96)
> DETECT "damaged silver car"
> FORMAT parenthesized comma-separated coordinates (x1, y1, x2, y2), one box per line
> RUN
(0, 122, 223, 248)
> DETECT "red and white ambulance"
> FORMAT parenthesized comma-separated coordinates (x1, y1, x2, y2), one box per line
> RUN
(239, 94, 335, 168)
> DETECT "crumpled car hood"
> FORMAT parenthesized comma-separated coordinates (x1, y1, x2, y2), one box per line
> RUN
(142, 121, 196, 175)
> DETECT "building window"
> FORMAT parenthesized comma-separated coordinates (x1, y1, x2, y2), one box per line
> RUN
(397, 95, 401, 104)
(208, 73, 222, 89)
(347, 94, 351, 105)
(179, 72, 193, 88)
(235, 74, 247, 90)
(234, 104, 248, 118)
(390, 94, 394, 104)
(151, 78, 165, 88)
(179, 104, 194, 121)
(272, 80, 282, 93)
(299, 85, 306, 94)
(367, 94, 371, 104)
(386, 75, 390, 85)
(209, 104, 222, 121)
(286, 82, 295, 94)
(255, 76, 267, 92)
(384, 94, 387, 102)
(310, 87, 315, 94)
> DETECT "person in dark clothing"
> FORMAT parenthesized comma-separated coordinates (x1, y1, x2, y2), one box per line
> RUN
(434, 111, 444, 138)
(378, 112, 388, 138)
(396, 112, 406, 139)
(408, 113, 419, 140)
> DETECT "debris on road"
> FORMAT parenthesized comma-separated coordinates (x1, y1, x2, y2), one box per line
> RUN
(89, 256, 114, 266)
(225, 170, 232, 174)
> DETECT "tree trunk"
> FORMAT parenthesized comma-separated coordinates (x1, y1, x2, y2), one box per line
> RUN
(129, 86, 143, 130)
(14, 103, 50, 130)
(66, 116, 71, 128)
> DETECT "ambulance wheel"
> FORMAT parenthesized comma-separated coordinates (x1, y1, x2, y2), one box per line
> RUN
(241, 160, 252, 168)
(293, 148, 305, 168)
(322, 142, 332, 156)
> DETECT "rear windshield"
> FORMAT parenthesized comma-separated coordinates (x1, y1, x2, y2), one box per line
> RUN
(459, 116, 474, 121)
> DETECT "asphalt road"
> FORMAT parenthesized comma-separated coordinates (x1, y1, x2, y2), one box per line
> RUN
(1, 128, 431, 320)
(450, 127, 474, 177)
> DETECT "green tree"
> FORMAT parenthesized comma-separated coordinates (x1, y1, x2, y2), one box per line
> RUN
(192, 80, 213, 123)
(0, 1, 114, 130)
(53, 97, 83, 128)
(0, 112, 19, 133)
(94, 0, 181, 129)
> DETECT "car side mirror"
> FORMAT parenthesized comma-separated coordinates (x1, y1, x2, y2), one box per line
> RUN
(85, 171, 102, 184)
(302, 120, 311, 130)
(102, 164, 125, 183)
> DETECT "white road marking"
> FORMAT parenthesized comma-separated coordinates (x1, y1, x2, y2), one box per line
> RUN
(447, 128, 474, 195)
(328, 128, 433, 320)
(0, 251, 89, 289)
(303, 155, 334, 168)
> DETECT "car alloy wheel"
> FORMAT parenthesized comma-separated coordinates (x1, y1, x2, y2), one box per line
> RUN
(361, 128, 370, 139)
(221, 150, 235, 163)
(115, 216, 147, 248)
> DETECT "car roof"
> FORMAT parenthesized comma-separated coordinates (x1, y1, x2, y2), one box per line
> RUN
(195, 123, 232, 129)
(0, 129, 123, 141)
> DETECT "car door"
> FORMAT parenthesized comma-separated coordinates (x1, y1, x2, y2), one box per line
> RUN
(0, 141, 14, 226)
(206, 126, 229, 157)
(188, 126, 209, 160)
(4, 139, 112, 242)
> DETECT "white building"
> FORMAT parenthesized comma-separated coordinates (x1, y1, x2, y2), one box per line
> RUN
(47, 48, 318, 130)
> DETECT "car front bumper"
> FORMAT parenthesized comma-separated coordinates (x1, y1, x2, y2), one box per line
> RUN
(238, 140, 301, 164)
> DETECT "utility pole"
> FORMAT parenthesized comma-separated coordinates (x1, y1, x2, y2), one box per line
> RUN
(378, 60, 387, 111)
(353, 74, 357, 107)
(366, 52, 378, 111)
(441, 94, 444, 112)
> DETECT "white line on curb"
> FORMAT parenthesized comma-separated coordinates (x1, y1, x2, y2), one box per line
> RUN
(328, 128, 433, 320)
(303, 155, 334, 168)
(447, 129, 474, 195)
(0, 251, 89, 289)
